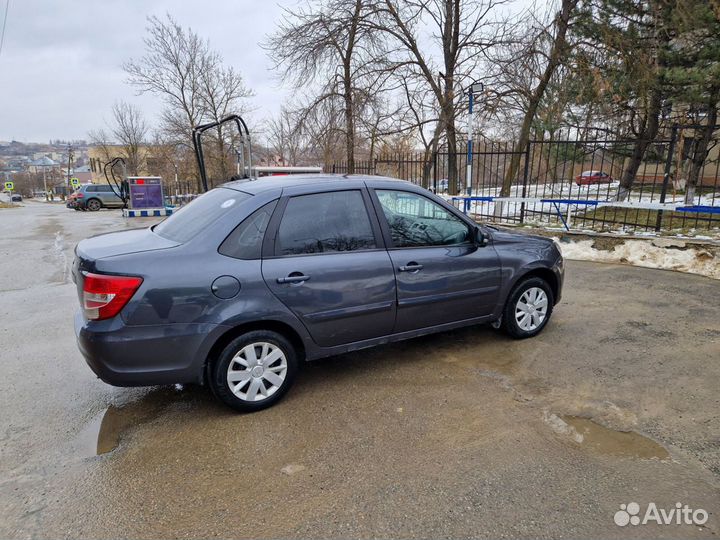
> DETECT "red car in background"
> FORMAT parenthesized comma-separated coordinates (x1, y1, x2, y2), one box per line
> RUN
(575, 170, 614, 186)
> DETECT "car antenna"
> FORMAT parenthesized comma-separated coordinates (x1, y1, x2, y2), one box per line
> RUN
(192, 114, 253, 193)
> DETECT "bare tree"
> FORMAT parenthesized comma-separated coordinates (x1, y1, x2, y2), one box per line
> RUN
(368, 0, 511, 195)
(88, 101, 148, 176)
(111, 101, 148, 175)
(267, 107, 306, 166)
(488, 0, 579, 202)
(124, 14, 253, 189)
(124, 15, 207, 147)
(266, 0, 385, 173)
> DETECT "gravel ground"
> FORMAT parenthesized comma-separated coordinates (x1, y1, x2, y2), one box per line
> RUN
(1, 201, 718, 539)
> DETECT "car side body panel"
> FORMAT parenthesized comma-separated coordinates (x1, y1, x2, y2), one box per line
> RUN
(73, 175, 564, 387)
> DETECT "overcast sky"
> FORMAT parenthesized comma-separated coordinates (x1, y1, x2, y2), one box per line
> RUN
(0, 0, 299, 143)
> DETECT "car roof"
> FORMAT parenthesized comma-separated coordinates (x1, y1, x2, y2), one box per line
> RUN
(222, 173, 409, 195)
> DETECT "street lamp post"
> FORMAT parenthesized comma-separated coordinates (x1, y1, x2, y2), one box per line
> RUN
(66, 144, 74, 195)
(465, 81, 484, 198)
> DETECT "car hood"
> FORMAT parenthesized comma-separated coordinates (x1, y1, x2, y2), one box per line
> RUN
(487, 227, 555, 248)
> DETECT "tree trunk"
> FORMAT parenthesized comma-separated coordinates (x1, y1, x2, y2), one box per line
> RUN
(216, 125, 229, 184)
(616, 86, 663, 201)
(343, 77, 355, 174)
(499, 0, 577, 202)
(495, 0, 576, 217)
(446, 122, 459, 195)
(342, 0, 362, 175)
(684, 95, 718, 205)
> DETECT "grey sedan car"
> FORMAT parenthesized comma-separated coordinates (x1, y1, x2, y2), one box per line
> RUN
(74, 175, 563, 411)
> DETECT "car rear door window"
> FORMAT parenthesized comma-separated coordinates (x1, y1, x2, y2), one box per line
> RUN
(375, 190, 471, 248)
(275, 190, 376, 256)
(219, 200, 278, 259)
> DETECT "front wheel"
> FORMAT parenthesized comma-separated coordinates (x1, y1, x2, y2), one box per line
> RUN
(210, 330, 298, 412)
(501, 277, 554, 339)
(86, 198, 102, 211)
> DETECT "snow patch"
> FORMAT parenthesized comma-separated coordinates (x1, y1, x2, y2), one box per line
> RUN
(53, 231, 69, 283)
(554, 237, 720, 279)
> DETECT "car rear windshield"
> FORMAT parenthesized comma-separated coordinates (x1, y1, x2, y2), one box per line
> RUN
(154, 188, 250, 243)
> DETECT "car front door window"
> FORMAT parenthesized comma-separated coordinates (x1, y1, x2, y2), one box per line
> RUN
(375, 190, 470, 248)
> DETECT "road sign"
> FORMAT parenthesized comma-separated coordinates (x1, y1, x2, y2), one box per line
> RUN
(70, 177, 80, 187)
(4, 181, 13, 191)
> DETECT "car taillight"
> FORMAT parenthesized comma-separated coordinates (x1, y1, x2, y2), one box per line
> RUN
(76, 193, 84, 198)
(82, 272, 143, 320)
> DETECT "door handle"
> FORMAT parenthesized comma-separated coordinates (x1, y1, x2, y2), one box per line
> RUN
(277, 273, 310, 284)
(398, 262, 423, 272)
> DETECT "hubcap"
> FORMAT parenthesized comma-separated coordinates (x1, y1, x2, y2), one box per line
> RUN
(226, 342, 288, 402)
(515, 287, 548, 331)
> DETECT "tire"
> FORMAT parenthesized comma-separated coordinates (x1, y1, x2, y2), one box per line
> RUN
(86, 198, 102, 211)
(501, 277, 554, 339)
(210, 330, 298, 412)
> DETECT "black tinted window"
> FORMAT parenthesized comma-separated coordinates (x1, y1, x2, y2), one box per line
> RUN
(155, 188, 251, 243)
(375, 190, 470, 248)
(86, 185, 97, 192)
(219, 200, 277, 259)
(276, 191, 376, 256)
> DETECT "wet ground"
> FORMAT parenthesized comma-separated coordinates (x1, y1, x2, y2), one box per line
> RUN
(1, 201, 718, 539)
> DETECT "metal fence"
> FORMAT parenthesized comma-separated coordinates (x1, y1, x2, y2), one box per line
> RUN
(332, 125, 720, 232)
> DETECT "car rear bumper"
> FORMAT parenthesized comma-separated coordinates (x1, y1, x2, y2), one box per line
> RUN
(575, 179, 612, 185)
(74, 310, 222, 386)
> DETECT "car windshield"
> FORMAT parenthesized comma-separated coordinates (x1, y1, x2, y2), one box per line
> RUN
(154, 188, 250, 243)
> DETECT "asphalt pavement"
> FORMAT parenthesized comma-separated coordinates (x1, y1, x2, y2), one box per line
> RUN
(1, 201, 718, 539)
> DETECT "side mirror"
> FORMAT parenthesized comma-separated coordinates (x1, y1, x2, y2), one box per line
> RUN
(475, 226, 489, 246)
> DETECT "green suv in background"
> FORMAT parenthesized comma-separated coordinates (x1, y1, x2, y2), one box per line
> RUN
(67, 184, 123, 211)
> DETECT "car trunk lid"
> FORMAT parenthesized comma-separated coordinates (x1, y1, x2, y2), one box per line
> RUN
(72, 228, 179, 304)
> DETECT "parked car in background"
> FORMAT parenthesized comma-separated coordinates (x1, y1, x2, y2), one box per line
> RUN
(11, 194, 22, 202)
(575, 170, 614, 186)
(67, 184, 123, 211)
(73, 175, 564, 412)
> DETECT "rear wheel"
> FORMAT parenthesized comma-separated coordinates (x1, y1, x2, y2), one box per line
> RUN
(501, 277, 554, 339)
(86, 198, 102, 211)
(210, 330, 298, 412)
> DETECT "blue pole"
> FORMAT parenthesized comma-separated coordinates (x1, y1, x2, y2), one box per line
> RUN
(466, 92, 473, 200)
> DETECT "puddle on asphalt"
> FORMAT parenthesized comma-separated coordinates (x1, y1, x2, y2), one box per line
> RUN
(561, 415, 670, 460)
(80, 406, 131, 455)
(439, 342, 520, 375)
(78, 385, 194, 456)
